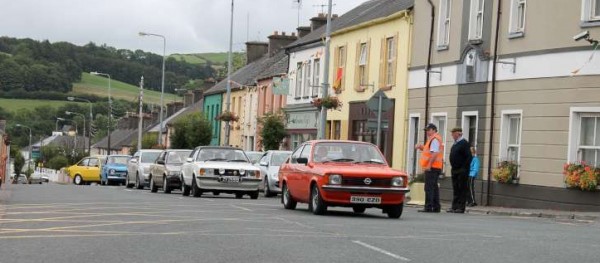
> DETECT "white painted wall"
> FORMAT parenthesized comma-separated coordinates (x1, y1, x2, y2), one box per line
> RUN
(287, 45, 332, 104)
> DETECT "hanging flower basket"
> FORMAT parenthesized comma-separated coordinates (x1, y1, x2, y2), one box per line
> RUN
(311, 96, 342, 110)
(563, 162, 599, 191)
(492, 160, 519, 184)
(215, 111, 239, 122)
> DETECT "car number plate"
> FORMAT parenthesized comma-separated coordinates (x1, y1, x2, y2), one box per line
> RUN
(222, 176, 240, 183)
(350, 196, 381, 204)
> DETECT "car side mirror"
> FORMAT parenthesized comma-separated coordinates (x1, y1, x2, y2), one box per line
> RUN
(130, 159, 138, 163)
(186, 157, 193, 163)
(157, 160, 165, 165)
(259, 161, 268, 167)
(297, 157, 308, 165)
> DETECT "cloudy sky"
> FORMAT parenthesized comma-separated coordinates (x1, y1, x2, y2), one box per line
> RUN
(0, 0, 365, 55)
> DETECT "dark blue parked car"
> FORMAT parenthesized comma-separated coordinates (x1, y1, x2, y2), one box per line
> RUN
(101, 155, 131, 185)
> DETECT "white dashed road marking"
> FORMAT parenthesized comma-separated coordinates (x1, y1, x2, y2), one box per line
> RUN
(352, 240, 411, 261)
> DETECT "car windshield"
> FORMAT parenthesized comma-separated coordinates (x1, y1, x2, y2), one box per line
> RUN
(246, 152, 263, 163)
(196, 148, 249, 162)
(312, 142, 386, 164)
(107, 156, 130, 165)
(167, 150, 192, 164)
(141, 152, 161, 163)
(271, 152, 291, 166)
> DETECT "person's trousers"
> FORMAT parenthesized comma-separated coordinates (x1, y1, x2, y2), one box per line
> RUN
(467, 176, 477, 205)
(424, 168, 441, 211)
(451, 169, 469, 211)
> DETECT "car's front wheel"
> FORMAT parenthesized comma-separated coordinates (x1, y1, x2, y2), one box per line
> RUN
(281, 183, 297, 210)
(191, 177, 202, 197)
(309, 184, 327, 215)
(181, 176, 190, 196)
(73, 175, 83, 185)
(386, 203, 404, 219)
(149, 177, 158, 193)
(125, 175, 133, 188)
(135, 173, 144, 190)
(163, 176, 171, 194)
(263, 177, 275, 197)
(249, 190, 259, 200)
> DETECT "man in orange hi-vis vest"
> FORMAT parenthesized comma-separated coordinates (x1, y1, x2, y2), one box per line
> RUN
(415, 123, 444, 213)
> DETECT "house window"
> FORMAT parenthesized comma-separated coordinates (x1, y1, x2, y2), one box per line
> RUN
(304, 62, 311, 98)
(295, 62, 303, 98)
(334, 120, 341, 140)
(437, 0, 452, 48)
(358, 43, 368, 86)
(462, 111, 479, 147)
(509, 0, 526, 36)
(500, 110, 522, 162)
(465, 49, 478, 83)
(582, 0, 600, 23)
(570, 109, 600, 167)
(385, 37, 396, 86)
(334, 46, 346, 91)
(469, 0, 485, 40)
(312, 59, 320, 97)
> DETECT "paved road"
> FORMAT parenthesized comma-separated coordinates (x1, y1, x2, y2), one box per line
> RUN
(0, 183, 599, 263)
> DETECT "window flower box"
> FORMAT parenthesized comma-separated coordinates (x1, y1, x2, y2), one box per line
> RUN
(311, 96, 342, 110)
(564, 162, 599, 191)
(492, 160, 519, 184)
(215, 111, 239, 122)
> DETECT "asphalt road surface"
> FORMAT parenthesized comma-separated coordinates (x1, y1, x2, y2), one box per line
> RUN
(0, 184, 599, 263)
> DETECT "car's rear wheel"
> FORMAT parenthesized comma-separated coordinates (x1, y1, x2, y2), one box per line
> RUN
(281, 183, 297, 210)
(163, 176, 171, 194)
(212, 192, 220, 196)
(191, 177, 202, 197)
(263, 178, 275, 197)
(125, 175, 133, 188)
(386, 203, 404, 219)
(309, 184, 327, 215)
(149, 177, 158, 193)
(74, 175, 83, 185)
(181, 176, 190, 196)
(352, 207, 366, 214)
(135, 174, 144, 190)
(249, 190, 259, 200)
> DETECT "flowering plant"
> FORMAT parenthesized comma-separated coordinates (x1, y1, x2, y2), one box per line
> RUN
(492, 160, 519, 184)
(215, 111, 239, 122)
(311, 96, 342, 110)
(563, 162, 599, 191)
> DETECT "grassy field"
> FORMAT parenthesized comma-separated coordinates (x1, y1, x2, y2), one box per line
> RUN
(0, 98, 84, 112)
(72, 73, 180, 105)
(171, 54, 207, 64)
(170, 52, 235, 65)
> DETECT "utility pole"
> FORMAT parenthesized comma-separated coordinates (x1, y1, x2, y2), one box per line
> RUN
(318, 0, 333, 139)
(138, 76, 144, 152)
(224, 0, 235, 146)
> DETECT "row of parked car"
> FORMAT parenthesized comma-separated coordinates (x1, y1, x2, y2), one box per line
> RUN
(66, 140, 410, 219)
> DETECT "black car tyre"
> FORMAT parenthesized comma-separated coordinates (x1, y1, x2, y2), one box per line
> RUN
(386, 203, 404, 219)
(191, 177, 202, 197)
(181, 176, 190, 196)
(281, 183, 297, 210)
(309, 184, 327, 215)
(125, 175, 133, 188)
(263, 178, 275, 197)
(135, 174, 144, 190)
(74, 175, 83, 185)
(163, 176, 171, 194)
(249, 190, 259, 200)
(149, 177, 158, 193)
(352, 207, 366, 214)
(235, 193, 244, 199)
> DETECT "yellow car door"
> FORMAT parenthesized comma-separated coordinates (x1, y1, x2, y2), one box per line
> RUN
(85, 157, 101, 182)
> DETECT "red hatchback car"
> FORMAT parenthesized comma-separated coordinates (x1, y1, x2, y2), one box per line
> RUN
(279, 140, 409, 218)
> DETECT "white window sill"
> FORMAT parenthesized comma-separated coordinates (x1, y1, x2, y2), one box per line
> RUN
(468, 39, 483, 45)
(508, 31, 524, 39)
(580, 20, 600, 28)
(436, 45, 449, 51)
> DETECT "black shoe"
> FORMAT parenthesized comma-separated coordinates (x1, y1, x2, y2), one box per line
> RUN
(432, 209, 441, 213)
(418, 209, 432, 213)
(454, 209, 465, 213)
(446, 208, 455, 213)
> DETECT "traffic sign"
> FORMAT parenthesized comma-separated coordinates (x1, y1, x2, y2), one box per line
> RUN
(366, 90, 393, 112)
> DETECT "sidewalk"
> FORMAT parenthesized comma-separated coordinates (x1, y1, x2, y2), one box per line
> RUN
(406, 202, 600, 221)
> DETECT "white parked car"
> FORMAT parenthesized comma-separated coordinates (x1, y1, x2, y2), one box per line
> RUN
(126, 149, 163, 189)
(256, 150, 292, 197)
(181, 146, 261, 199)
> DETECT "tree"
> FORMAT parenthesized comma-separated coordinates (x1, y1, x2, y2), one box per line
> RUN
(259, 112, 287, 151)
(10, 146, 24, 181)
(170, 112, 212, 149)
(130, 132, 159, 155)
(47, 155, 68, 170)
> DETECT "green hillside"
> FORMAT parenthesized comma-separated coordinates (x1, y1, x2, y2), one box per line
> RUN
(171, 54, 207, 64)
(171, 52, 242, 65)
(73, 73, 180, 105)
(0, 98, 84, 112)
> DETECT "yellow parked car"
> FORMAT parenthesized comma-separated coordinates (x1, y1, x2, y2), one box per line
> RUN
(67, 156, 106, 185)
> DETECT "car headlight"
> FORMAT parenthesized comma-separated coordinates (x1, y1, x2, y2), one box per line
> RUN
(109, 169, 115, 175)
(328, 174, 342, 185)
(239, 169, 246, 175)
(219, 168, 226, 175)
(391, 176, 404, 187)
(247, 170, 260, 178)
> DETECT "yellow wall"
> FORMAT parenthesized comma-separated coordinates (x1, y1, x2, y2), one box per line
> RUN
(327, 11, 411, 170)
(220, 89, 246, 148)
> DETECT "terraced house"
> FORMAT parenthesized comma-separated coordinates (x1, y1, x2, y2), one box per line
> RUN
(408, 0, 600, 210)
(324, 0, 414, 169)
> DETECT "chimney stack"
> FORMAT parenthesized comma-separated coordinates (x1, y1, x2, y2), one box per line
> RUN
(268, 31, 298, 56)
(245, 41, 268, 64)
(310, 13, 338, 31)
(296, 26, 311, 38)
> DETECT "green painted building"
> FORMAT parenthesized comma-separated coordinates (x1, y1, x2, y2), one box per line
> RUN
(203, 93, 223, 146)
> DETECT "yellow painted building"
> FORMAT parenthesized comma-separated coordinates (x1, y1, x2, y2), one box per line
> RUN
(219, 88, 246, 148)
(326, 7, 412, 170)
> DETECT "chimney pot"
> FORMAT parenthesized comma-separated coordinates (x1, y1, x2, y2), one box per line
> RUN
(282, 31, 286, 36)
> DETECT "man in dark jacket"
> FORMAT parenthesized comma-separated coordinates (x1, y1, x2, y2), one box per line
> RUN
(448, 127, 472, 213)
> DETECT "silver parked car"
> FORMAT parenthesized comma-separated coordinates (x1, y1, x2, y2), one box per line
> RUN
(245, 151, 264, 164)
(256, 150, 292, 197)
(126, 149, 163, 189)
(148, 149, 193, 194)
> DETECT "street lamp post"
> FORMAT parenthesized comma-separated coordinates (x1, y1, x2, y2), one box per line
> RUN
(66, 111, 86, 154)
(318, 0, 333, 140)
(15, 124, 32, 178)
(139, 31, 166, 147)
(67, 96, 93, 154)
(90, 72, 112, 154)
(224, 0, 235, 146)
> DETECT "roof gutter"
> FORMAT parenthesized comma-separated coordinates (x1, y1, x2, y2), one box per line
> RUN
(331, 10, 411, 37)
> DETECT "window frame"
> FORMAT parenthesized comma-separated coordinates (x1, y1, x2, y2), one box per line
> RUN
(582, 0, 600, 24)
(295, 62, 303, 99)
(437, 0, 452, 49)
(303, 61, 311, 99)
(431, 112, 449, 173)
(312, 59, 320, 97)
(385, 37, 396, 86)
(499, 110, 523, 163)
(468, 0, 485, 41)
(461, 111, 479, 147)
(508, 0, 526, 38)
(358, 42, 368, 86)
(568, 107, 600, 167)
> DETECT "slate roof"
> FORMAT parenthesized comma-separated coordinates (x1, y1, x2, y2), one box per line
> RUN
(286, 0, 414, 50)
(203, 54, 274, 95)
(166, 99, 204, 126)
(92, 129, 137, 150)
(257, 51, 289, 80)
